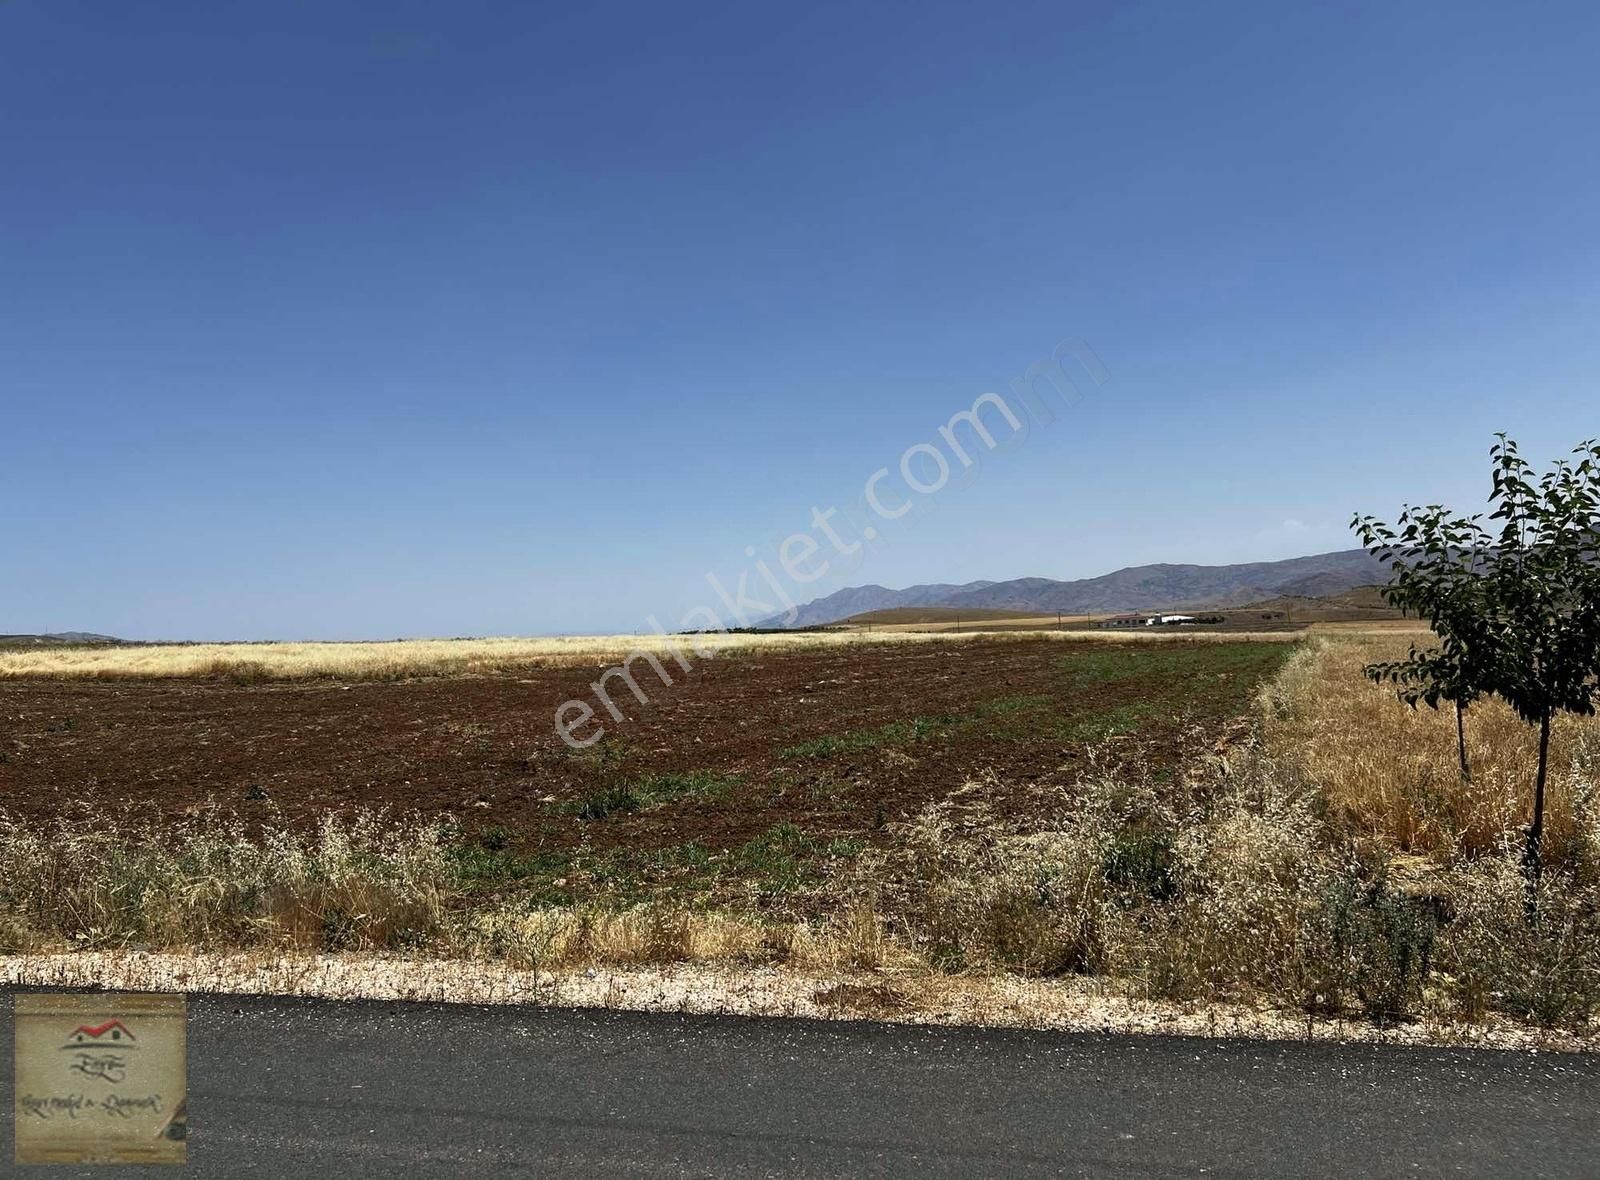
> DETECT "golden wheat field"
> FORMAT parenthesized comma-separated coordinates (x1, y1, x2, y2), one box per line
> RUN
(0, 627, 1302, 680)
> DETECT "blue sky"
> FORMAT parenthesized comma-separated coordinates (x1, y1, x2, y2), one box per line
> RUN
(3, 0, 1598, 639)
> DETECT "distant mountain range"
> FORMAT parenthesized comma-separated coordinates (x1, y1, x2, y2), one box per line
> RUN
(762, 549, 1389, 628)
(0, 632, 123, 646)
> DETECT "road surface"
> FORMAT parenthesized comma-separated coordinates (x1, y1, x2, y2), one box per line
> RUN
(4, 992, 1597, 1176)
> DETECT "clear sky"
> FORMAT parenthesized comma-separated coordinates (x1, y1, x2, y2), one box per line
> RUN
(4, 0, 1598, 640)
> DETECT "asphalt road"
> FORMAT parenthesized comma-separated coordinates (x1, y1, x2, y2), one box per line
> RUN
(4, 992, 1598, 1177)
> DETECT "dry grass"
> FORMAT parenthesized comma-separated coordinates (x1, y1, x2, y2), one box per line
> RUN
(1264, 635, 1600, 860)
(0, 810, 453, 955)
(454, 901, 903, 975)
(867, 757, 1336, 1007)
(1305, 620, 1435, 634)
(0, 807, 906, 979)
(0, 628, 1300, 681)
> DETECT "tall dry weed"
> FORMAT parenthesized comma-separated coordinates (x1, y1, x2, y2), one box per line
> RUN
(868, 773, 1168, 975)
(0, 810, 451, 952)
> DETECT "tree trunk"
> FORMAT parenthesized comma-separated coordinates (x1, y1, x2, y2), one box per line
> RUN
(1522, 711, 1553, 909)
(1456, 700, 1472, 785)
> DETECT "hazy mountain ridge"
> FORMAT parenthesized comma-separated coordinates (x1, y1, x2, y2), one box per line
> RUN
(769, 581, 997, 625)
(0, 632, 124, 646)
(764, 549, 1387, 627)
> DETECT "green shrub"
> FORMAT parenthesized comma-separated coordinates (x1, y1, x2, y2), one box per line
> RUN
(1303, 869, 1437, 1023)
(1103, 824, 1177, 902)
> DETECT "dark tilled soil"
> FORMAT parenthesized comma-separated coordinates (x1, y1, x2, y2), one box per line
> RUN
(0, 639, 1291, 854)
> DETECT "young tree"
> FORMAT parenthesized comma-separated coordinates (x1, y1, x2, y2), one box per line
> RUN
(1351, 504, 1495, 786)
(1478, 436, 1600, 884)
(1354, 436, 1600, 890)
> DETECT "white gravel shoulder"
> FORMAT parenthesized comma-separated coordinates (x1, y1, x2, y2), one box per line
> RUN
(3, 951, 1593, 1054)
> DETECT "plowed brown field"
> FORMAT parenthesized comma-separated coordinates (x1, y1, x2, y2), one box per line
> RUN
(0, 638, 1291, 858)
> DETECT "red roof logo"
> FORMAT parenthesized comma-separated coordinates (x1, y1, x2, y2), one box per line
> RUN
(62, 1019, 136, 1047)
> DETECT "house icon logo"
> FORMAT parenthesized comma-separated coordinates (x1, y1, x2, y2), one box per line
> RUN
(60, 1019, 139, 1051)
